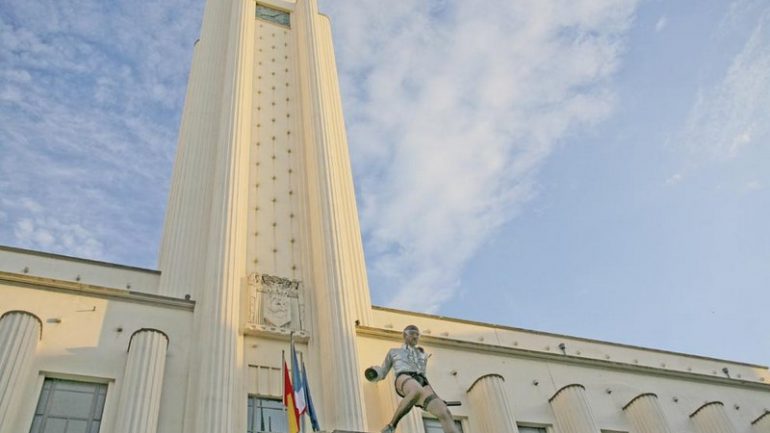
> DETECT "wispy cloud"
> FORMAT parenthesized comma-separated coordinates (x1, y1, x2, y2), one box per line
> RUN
(655, 15, 667, 32)
(2, 0, 639, 308)
(322, 0, 639, 311)
(679, 8, 770, 162)
(0, 0, 204, 266)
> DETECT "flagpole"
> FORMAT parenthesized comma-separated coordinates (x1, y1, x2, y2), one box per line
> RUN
(292, 332, 302, 433)
(299, 351, 307, 433)
(282, 349, 287, 427)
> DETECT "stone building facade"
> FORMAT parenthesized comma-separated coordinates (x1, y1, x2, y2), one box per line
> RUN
(1, 1, 769, 432)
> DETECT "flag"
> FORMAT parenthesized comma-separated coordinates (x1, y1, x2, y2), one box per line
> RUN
(301, 359, 320, 431)
(283, 358, 301, 433)
(291, 335, 307, 416)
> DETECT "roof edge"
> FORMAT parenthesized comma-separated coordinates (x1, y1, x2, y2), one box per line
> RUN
(372, 305, 767, 369)
(0, 245, 160, 274)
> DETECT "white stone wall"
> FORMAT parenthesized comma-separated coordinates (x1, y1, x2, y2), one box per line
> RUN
(356, 329, 770, 433)
(248, 16, 306, 280)
(0, 246, 160, 294)
(0, 280, 192, 433)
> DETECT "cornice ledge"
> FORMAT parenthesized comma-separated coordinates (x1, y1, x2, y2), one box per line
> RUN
(356, 326, 770, 391)
(0, 271, 195, 311)
(371, 306, 767, 369)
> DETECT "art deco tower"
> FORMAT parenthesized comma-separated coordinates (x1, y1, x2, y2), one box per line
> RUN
(157, 0, 372, 431)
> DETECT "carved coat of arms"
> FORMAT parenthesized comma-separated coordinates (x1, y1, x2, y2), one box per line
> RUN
(246, 273, 304, 331)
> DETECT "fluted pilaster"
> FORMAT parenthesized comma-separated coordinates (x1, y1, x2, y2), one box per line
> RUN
(0, 311, 41, 433)
(623, 393, 673, 433)
(160, 0, 253, 430)
(190, 0, 254, 431)
(157, 2, 222, 299)
(549, 384, 600, 433)
(295, 0, 368, 429)
(690, 402, 737, 433)
(467, 374, 519, 433)
(114, 329, 169, 433)
(313, 10, 373, 328)
(753, 411, 770, 433)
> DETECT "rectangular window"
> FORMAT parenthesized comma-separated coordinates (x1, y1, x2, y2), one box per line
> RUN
(29, 378, 107, 433)
(424, 418, 464, 433)
(247, 396, 288, 433)
(255, 4, 290, 27)
(518, 426, 548, 433)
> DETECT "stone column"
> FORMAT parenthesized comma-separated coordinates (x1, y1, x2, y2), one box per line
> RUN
(114, 329, 169, 433)
(752, 411, 770, 433)
(623, 393, 673, 433)
(295, 0, 369, 429)
(467, 374, 519, 433)
(0, 311, 41, 433)
(170, 0, 254, 431)
(690, 402, 737, 433)
(549, 384, 600, 433)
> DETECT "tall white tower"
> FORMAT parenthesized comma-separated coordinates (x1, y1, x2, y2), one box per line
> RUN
(157, 0, 372, 431)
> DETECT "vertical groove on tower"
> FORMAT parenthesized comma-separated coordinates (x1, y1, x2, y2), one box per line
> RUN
(114, 330, 168, 433)
(0, 311, 41, 433)
(623, 393, 673, 433)
(690, 402, 738, 433)
(549, 384, 601, 433)
(467, 374, 520, 433)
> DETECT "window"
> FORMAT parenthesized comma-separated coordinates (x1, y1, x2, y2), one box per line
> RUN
(247, 397, 288, 433)
(29, 379, 107, 433)
(256, 4, 290, 27)
(518, 426, 548, 433)
(424, 418, 463, 433)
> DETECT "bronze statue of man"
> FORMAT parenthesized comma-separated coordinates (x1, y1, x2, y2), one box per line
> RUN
(365, 325, 461, 433)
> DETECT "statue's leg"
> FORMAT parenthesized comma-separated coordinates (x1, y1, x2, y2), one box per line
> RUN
(422, 386, 461, 433)
(385, 376, 421, 431)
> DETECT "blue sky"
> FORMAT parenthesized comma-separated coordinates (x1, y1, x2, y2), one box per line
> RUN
(1, 0, 768, 364)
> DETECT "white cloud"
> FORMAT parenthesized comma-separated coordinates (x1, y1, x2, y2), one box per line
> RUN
(0, 0, 204, 266)
(666, 173, 683, 185)
(13, 216, 104, 258)
(322, 0, 638, 311)
(679, 9, 770, 161)
(745, 179, 762, 191)
(655, 16, 667, 32)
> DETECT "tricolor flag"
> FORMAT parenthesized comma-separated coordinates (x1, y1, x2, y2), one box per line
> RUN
(290, 335, 307, 416)
(301, 359, 321, 431)
(282, 357, 301, 433)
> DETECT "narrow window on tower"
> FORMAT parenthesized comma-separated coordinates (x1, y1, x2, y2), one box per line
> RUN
(256, 4, 290, 27)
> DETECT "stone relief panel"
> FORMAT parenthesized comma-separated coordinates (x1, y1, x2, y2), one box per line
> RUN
(244, 272, 308, 339)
